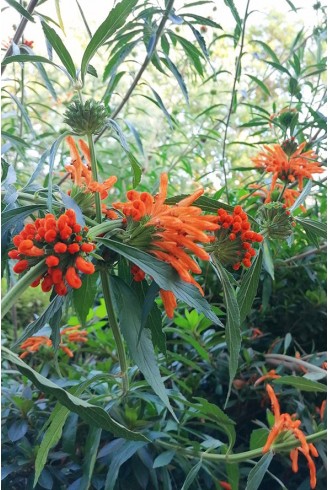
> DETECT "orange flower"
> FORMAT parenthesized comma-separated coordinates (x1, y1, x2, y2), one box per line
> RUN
(218, 482, 232, 490)
(245, 183, 306, 211)
(113, 174, 219, 318)
(9, 209, 96, 296)
(251, 327, 263, 339)
(20, 326, 88, 359)
(65, 136, 117, 200)
(252, 140, 323, 192)
(262, 384, 318, 489)
(254, 369, 281, 386)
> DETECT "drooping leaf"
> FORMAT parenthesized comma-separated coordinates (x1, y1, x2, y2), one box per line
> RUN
(246, 74, 271, 96)
(110, 275, 177, 419)
(290, 180, 312, 212)
(12, 295, 65, 349)
(245, 452, 273, 490)
(81, 0, 138, 82)
(104, 439, 147, 490)
(47, 131, 71, 212)
(296, 217, 327, 248)
(73, 272, 99, 327)
(98, 238, 222, 326)
(80, 427, 102, 490)
(262, 239, 274, 280)
(2, 346, 149, 442)
(211, 258, 241, 397)
(251, 40, 280, 64)
(153, 451, 175, 469)
(162, 55, 189, 104)
(181, 460, 202, 490)
(3, 90, 35, 136)
(237, 249, 263, 323)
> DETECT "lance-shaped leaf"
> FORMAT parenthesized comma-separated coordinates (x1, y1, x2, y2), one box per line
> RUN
(81, 0, 138, 82)
(2, 346, 148, 442)
(97, 238, 222, 327)
(110, 276, 177, 420)
(41, 22, 76, 80)
(246, 452, 273, 490)
(211, 257, 241, 398)
(237, 249, 263, 323)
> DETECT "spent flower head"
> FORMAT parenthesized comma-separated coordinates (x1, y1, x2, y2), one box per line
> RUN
(63, 99, 108, 135)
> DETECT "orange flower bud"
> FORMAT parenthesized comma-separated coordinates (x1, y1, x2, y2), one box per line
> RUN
(75, 256, 95, 274)
(13, 260, 29, 273)
(65, 267, 82, 289)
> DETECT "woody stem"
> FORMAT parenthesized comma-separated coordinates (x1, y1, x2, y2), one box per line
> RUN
(1, 260, 47, 319)
(86, 133, 102, 223)
(100, 270, 129, 395)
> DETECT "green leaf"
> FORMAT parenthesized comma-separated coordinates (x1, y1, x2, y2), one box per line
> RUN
(210, 258, 241, 397)
(223, 0, 241, 28)
(180, 13, 222, 29)
(249, 428, 270, 451)
(2, 130, 29, 148)
(41, 22, 76, 80)
(127, 150, 142, 188)
(264, 61, 292, 77)
(251, 40, 280, 64)
(170, 33, 204, 76)
(3, 89, 35, 136)
(47, 131, 71, 212)
(73, 272, 99, 327)
(181, 460, 202, 490)
(4, 0, 35, 22)
(153, 450, 175, 468)
(273, 376, 327, 393)
(104, 440, 147, 490)
(237, 249, 263, 323)
(81, 0, 138, 82)
(12, 295, 65, 349)
(97, 238, 222, 327)
(162, 56, 189, 104)
(246, 75, 271, 96)
(110, 276, 177, 420)
(246, 452, 273, 490)
(33, 374, 117, 487)
(192, 397, 236, 451)
(290, 180, 312, 212)
(262, 240, 274, 281)
(80, 427, 102, 490)
(227, 462, 240, 490)
(103, 42, 137, 81)
(2, 346, 149, 442)
(295, 217, 327, 247)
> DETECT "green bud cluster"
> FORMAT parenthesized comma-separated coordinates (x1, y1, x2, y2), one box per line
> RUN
(257, 202, 296, 240)
(281, 137, 298, 156)
(63, 99, 108, 135)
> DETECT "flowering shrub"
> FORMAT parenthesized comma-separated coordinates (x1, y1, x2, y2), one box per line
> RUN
(1, 1, 326, 489)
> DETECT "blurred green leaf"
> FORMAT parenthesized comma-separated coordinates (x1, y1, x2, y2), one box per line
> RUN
(246, 452, 273, 490)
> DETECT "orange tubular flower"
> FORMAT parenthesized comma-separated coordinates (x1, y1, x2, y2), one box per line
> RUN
(218, 482, 232, 490)
(252, 140, 323, 192)
(254, 369, 281, 386)
(245, 183, 306, 211)
(9, 209, 96, 296)
(262, 384, 318, 489)
(113, 174, 219, 318)
(20, 326, 88, 359)
(65, 136, 117, 202)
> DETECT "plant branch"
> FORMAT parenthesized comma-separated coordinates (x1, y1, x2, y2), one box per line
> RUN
(95, 0, 175, 143)
(219, 0, 250, 204)
(264, 353, 327, 376)
(1, 0, 39, 75)
(281, 243, 326, 263)
(87, 133, 102, 223)
(157, 429, 326, 463)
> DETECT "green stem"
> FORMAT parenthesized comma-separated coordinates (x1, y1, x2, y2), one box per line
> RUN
(157, 429, 327, 463)
(87, 220, 123, 239)
(1, 260, 47, 319)
(100, 270, 129, 395)
(87, 133, 102, 223)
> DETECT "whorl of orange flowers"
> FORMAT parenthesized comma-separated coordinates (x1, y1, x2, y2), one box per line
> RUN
(246, 183, 306, 211)
(212, 206, 263, 271)
(263, 384, 318, 489)
(113, 173, 220, 318)
(8, 209, 96, 296)
(19, 326, 88, 359)
(66, 136, 117, 200)
(252, 139, 323, 192)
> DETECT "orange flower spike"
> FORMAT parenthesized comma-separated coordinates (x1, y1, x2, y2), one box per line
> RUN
(290, 448, 299, 473)
(177, 187, 204, 207)
(218, 482, 232, 490)
(66, 136, 83, 186)
(78, 138, 91, 167)
(266, 383, 281, 420)
(59, 345, 74, 357)
(319, 400, 326, 421)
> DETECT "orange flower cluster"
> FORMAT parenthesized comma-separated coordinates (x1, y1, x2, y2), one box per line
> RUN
(246, 183, 306, 211)
(214, 206, 263, 271)
(263, 384, 318, 489)
(252, 140, 323, 192)
(113, 174, 219, 318)
(9, 209, 96, 295)
(19, 326, 88, 359)
(66, 136, 117, 207)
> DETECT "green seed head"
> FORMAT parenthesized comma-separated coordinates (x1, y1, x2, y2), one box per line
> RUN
(63, 99, 108, 135)
(257, 202, 295, 240)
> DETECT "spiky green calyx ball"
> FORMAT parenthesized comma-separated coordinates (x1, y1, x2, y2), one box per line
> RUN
(63, 99, 108, 135)
(257, 202, 296, 240)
